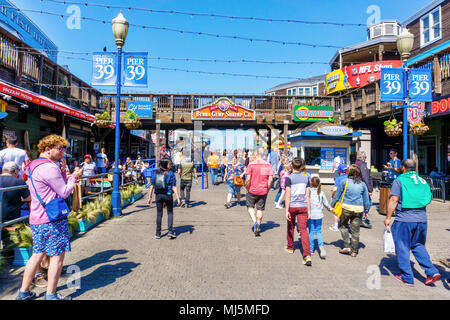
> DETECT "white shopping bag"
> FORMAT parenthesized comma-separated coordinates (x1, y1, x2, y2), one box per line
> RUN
(383, 226, 396, 253)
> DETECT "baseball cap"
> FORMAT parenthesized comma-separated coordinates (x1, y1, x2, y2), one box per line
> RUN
(84, 154, 92, 159)
(338, 164, 347, 173)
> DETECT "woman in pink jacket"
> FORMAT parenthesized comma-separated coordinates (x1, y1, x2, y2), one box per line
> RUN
(275, 164, 291, 209)
(16, 135, 82, 300)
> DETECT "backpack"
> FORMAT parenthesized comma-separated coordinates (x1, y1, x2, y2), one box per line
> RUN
(154, 172, 168, 190)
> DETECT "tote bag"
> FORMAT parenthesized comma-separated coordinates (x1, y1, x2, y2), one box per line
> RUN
(383, 226, 396, 253)
(332, 179, 348, 218)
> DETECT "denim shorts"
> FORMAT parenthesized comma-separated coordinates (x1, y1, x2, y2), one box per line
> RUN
(227, 183, 241, 194)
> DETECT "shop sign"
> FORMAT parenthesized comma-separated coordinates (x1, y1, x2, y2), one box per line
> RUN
(191, 98, 255, 121)
(407, 102, 425, 125)
(130, 130, 148, 140)
(380, 68, 407, 101)
(430, 96, 450, 117)
(92, 53, 117, 86)
(293, 105, 334, 122)
(320, 147, 347, 171)
(318, 125, 353, 136)
(326, 60, 403, 94)
(126, 101, 153, 119)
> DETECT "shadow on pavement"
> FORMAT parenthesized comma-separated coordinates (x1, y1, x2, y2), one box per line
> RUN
(71, 249, 129, 272)
(173, 225, 195, 236)
(122, 207, 150, 216)
(188, 201, 206, 208)
(260, 221, 280, 233)
(62, 261, 140, 299)
(327, 239, 366, 250)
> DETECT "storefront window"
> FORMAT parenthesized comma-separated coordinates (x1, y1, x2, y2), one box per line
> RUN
(304, 147, 321, 166)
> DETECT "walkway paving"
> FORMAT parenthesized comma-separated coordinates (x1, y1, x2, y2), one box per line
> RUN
(1, 183, 449, 300)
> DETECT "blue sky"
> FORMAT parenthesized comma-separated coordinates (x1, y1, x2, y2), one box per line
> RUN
(10, 0, 431, 95)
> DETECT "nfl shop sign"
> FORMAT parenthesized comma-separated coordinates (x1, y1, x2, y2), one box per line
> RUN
(326, 60, 403, 94)
(192, 98, 255, 120)
(431, 97, 450, 116)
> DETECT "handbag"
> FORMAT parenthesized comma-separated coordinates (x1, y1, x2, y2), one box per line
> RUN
(28, 168, 70, 222)
(234, 175, 245, 187)
(383, 226, 396, 253)
(332, 179, 348, 218)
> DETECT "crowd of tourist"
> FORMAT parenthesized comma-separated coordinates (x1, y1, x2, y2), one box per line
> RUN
(0, 135, 441, 300)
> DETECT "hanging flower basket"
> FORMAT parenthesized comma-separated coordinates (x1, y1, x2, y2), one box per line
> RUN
(410, 123, 429, 135)
(94, 120, 113, 128)
(384, 127, 402, 136)
(124, 120, 142, 129)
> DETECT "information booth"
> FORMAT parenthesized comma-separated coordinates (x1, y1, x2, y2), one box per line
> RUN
(288, 121, 362, 184)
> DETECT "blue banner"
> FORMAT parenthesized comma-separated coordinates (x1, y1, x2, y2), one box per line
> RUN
(124, 52, 148, 87)
(380, 68, 406, 101)
(408, 69, 433, 102)
(92, 53, 117, 86)
(127, 101, 153, 119)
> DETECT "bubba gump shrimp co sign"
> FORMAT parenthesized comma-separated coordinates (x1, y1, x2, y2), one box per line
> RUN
(191, 98, 255, 121)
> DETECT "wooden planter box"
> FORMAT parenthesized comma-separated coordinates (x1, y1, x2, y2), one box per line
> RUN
(76, 214, 105, 232)
(13, 247, 32, 266)
(121, 198, 131, 209)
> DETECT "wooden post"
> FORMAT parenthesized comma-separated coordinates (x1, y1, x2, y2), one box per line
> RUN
(378, 44, 384, 61)
(350, 93, 355, 119)
(38, 55, 44, 94)
(434, 55, 442, 94)
(54, 66, 59, 100)
(155, 123, 160, 160)
(267, 128, 271, 153)
(283, 123, 288, 156)
(375, 82, 381, 112)
(170, 94, 174, 121)
(362, 87, 367, 116)
(272, 96, 275, 122)
(340, 97, 345, 123)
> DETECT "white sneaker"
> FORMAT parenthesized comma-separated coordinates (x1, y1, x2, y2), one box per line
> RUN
(329, 225, 339, 232)
(319, 246, 326, 259)
(275, 204, 283, 209)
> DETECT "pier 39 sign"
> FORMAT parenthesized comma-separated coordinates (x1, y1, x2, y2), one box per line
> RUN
(191, 98, 255, 121)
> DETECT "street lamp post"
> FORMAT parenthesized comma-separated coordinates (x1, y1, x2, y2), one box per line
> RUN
(396, 28, 414, 160)
(111, 12, 129, 217)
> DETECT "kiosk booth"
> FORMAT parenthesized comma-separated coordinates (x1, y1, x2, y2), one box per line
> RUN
(288, 121, 362, 184)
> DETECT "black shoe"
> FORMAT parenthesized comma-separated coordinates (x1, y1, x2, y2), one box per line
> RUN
(186, 203, 190, 208)
(168, 233, 177, 239)
(180, 200, 186, 208)
(254, 224, 261, 237)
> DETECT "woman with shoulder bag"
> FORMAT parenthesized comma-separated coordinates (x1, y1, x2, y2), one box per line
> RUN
(223, 156, 246, 208)
(17, 135, 83, 300)
(330, 164, 370, 257)
(147, 159, 181, 239)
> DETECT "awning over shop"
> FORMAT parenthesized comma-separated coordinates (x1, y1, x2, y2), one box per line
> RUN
(407, 40, 450, 66)
(0, 80, 95, 122)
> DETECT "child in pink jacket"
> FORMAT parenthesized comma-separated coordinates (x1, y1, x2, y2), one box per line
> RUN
(275, 164, 291, 209)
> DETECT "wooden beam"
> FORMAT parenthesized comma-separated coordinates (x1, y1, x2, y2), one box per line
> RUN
(350, 93, 355, 119)
(378, 44, 384, 61)
(434, 55, 442, 95)
(362, 87, 367, 116)
(340, 97, 345, 122)
(267, 125, 281, 140)
(283, 123, 288, 156)
(170, 94, 174, 121)
(155, 123, 160, 160)
(375, 82, 381, 112)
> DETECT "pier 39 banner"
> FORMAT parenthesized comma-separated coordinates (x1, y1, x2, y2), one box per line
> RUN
(191, 98, 255, 121)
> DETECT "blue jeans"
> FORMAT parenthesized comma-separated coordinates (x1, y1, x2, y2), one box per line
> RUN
(211, 168, 218, 185)
(391, 221, 438, 284)
(274, 188, 282, 203)
(98, 167, 107, 174)
(308, 219, 324, 252)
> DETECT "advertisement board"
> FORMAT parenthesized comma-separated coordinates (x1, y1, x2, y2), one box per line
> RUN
(320, 147, 347, 171)
(92, 53, 117, 86)
(126, 101, 153, 119)
(326, 60, 403, 94)
(428, 96, 450, 118)
(192, 98, 255, 121)
(293, 105, 334, 122)
(123, 52, 148, 87)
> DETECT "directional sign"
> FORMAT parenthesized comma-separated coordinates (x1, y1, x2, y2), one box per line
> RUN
(408, 69, 432, 102)
(124, 52, 148, 87)
(92, 53, 117, 86)
(127, 101, 153, 119)
(380, 68, 406, 101)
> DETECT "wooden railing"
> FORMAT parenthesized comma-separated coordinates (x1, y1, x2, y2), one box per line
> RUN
(100, 94, 336, 124)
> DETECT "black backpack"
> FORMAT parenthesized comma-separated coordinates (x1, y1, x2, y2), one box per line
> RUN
(154, 172, 168, 190)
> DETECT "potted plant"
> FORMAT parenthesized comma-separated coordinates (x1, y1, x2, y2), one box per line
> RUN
(6, 223, 33, 266)
(75, 198, 110, 232)
(410, 122, 429, 135)
(120, 188, 133, 208)
(129, 184, 144, 202)
(384, 118, 402, 136)
(122, 110, 141, 129)
(67, 212, 79, 239)
(94, 111, 112, 128)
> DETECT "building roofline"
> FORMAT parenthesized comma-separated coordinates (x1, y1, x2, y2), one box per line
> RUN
(265, 74, 326, 93)
(402, 0, 447, 26)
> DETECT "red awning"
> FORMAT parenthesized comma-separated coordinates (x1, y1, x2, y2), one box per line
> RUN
(0, 80, 95, 122)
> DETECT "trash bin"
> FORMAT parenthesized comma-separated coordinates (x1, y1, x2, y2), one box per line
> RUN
(378, 182, 392, 216)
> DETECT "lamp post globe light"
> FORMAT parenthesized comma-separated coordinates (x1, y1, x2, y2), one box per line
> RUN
(396, 28, 414, 161)
(111, 12, 129, 217)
